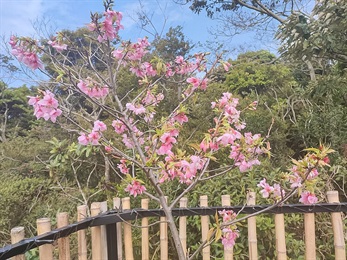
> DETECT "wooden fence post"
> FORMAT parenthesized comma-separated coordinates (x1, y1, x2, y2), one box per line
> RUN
(141, 198, 149, 260)
(114, 197, 123, 260)
(160, 197, 168, 260)
(100, 201, 108, 259)
(179, 197, 188, 257)
(222, 195, 233, 260)
(91, 201, 108, 260)
(57, 212, 70, 260)
(37, 218, 53, 260)
(247, 192, 258, 260)
(274, 213, 286, 260)
(11, 227, 25, 260)
(77, 205, 88, 260)
(200, 195, 210, 260)
(304, 212, 316, 260)
(122, 197, 134, 260)
(327, 191, 346, 260)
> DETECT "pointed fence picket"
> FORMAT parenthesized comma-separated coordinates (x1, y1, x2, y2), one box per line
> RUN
(1, 190, 346, 260)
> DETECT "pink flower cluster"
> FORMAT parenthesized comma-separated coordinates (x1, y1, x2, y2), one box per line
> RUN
(78, 120, 107, 146)
(157, 131, 178, 156)
(113, 37, 150, 62)
(10, 36, 43, 70)
(160, 155, 206, 184)
(257, 179, 284, 199)
(299, 191, 318, 204)
(257, 151, 323, 204)
(77, 78, 109, 98)
(211, 92, 242, 127)
(199, 93, 264, 172)
(172, 54, 205, 75)
(185, 77, 208, 95)
(173, 112, 188, 125)
(117, 159, 129, 174)
(125, 180, 146, 197)
(28, 90, 62, 123)
(218, 209, 237, 223)
(201, 93, 265, 172)
(218, 210, 239, 248)
(130, 62, 157, 78)
(126, 103, 146, 115)
(112, 119, 127, 134)
(88, 10, 123, 42)
(221, 228, 239, 248)
(231, 133, 262, 172)
(111, 118, 144, 149)
(47, 39, 67, 52)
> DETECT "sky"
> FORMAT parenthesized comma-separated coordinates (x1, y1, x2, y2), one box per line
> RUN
(0, 0, 229, 44)
(0, 0, 271, 87)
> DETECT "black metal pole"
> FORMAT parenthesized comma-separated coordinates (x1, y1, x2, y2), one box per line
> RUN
(106, 223, 118, 260)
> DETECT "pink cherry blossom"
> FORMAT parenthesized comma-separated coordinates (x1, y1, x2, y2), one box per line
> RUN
(47, 40, 67, 52)
(221, 228, 239, 248)
(257, 178, 274, 198)
(125, 180, 146, 197)
(157, 143, 174, 156)
(105, 146, 113, 153)
(199, 78, 208, 90)
(126, 103, 146, 115)
(144, 112, 155, 122)
(10, 36, 43, 70)
(88, 131, 100, 145)
(122, 134, 134, 148)
(307, 168, 319, 180)
(273, 183, 285, 198)
(289, 172, 302, 188)
(218, 209, 237, 223)
(112, 119, 126, 134)
(299, 191, 318, 204)
(217, 130, 241, 146)
(78, 133, 89, 145)
(112, 49, 124, 59)
(200, 140, 209, 152)
(173, 112, 188, 124)
(49, 108, 62, 123)
(157, 132, 177, 155)
(222, 61, 232, 71)
(9, 35, 18, 48)
(186, 77, 200, 88)
(28, 96, 40, 106)
(175, 56, 184, 64)
(28, 90, 62, 123)
(93, 120, 107, 132)
(77, 79, 109, 99)
(117, 159, 129, 174)
(22, 52, 43, 70)
(92, 10, 123, 42)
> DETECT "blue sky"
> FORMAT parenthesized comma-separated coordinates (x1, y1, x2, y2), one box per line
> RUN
(0, 0, 272, 86)
(1, 0, 222, 42)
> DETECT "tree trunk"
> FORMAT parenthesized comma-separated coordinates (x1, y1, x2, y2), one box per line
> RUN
(159, 196, 187, 260)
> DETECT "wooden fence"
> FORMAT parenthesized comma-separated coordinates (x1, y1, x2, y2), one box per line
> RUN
(1, 190, 347, 260)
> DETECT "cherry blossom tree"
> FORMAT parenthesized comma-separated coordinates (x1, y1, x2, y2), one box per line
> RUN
(10, 1, 333, 258)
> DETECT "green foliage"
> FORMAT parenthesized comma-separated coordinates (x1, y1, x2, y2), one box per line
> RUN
(224, 50, 297, 96)
(0, 83, 36, 141)
(0, 173, 76, 244)
(152, 26, 193, 60)
(278, 0, 347, 64)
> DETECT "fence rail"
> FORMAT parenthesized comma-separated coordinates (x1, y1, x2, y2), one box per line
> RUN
(1, 191, 346, 259)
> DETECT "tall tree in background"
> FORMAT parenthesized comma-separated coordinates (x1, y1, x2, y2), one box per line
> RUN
(177, 0, 347, 81)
